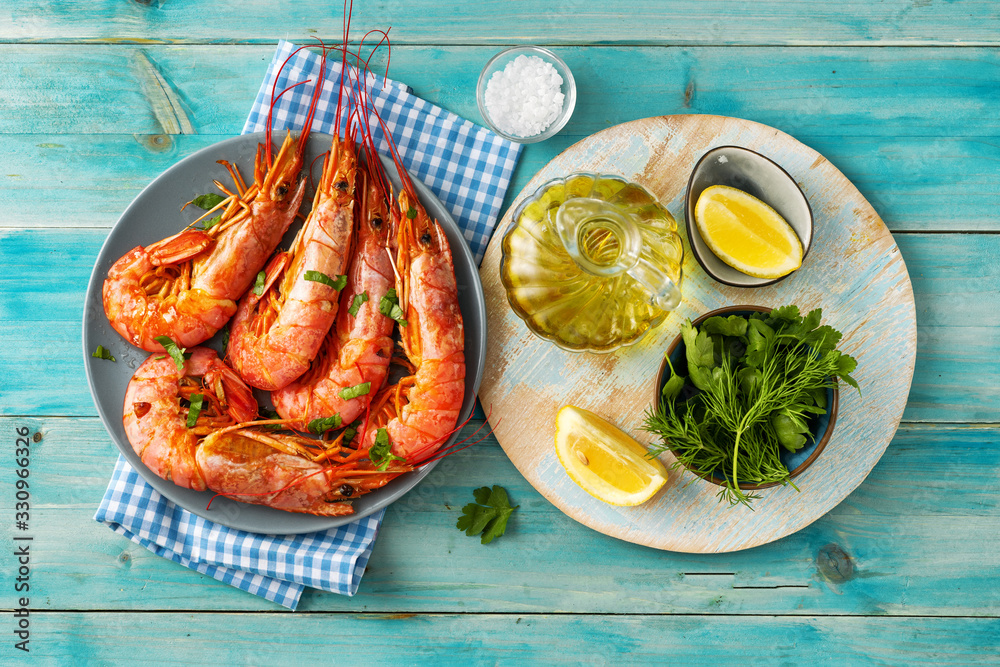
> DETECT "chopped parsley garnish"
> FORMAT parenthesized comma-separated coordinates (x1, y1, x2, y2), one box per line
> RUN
(200, 215, 222, 230)
(456, 486, 519, 545)
(153, 335, 189, 372)
(339, 382, 371, 401)
(369, 428, 405, 471)
(186, 393, 204, 428)
(191, 193, 226, 210)
(347, 291, 369, 317)
(304, 271, 347, 291)
(308, 414, 342, 435)
(341, 419, 362, 445)
(406, 205, 417, 219)
(252, 270, 266, 296)
(92, 345, 116, 362)
(378, 288, 407, 326)
(259, 408, 282, 431)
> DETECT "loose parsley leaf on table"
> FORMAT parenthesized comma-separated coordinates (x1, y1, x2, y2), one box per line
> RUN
(456, 485, 519, 545)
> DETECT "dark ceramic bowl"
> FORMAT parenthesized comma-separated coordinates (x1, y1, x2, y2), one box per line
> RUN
(652, 305, 838, 490)
(685, 146, 813, 288)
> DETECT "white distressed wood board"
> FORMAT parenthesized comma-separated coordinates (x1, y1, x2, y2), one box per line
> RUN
(477, 115, 917, 553)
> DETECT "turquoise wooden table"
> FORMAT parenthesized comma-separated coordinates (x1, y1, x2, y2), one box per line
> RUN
(2, 2, 999, 663)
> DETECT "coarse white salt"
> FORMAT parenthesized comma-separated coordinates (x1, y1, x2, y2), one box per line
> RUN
(484, 54, 565, 138)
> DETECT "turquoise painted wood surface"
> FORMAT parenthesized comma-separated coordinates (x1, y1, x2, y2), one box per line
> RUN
(1, 417, 998, 615)
(0, 1, 998, 662)
(3, 1, 999, 45)
(2, 46, 1000, 232)
(17, 613, 1000, 664)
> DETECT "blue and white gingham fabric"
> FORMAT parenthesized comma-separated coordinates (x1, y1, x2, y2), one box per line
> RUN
(95, 460, 382, 609)
(95, 40, 522, 610)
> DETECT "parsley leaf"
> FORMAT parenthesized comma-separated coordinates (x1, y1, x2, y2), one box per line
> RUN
(369, 428, 405, 471)
(304, 270, 347, 291)
(191, 193, 226, 210)
(456, 485, 518, 545)
(347, 291, 369, 317)
(186, 393, 204, 428)
(378, 288, 407, 326)
(341, 419, 362, 445)
(406, 205, 417, 219)
(221, 325, 230, 352)
(339, 382, 371, 401)
(252, 270, 267, 296)
(259, 408, 282, 431)
(92, 345, 116, 362)
(200, 215, 222, 230)
(308, 414, 342, 435)
(153, 335, 188, 372)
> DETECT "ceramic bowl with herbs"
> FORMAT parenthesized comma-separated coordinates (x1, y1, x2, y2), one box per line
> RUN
(645, 305, 858, 507)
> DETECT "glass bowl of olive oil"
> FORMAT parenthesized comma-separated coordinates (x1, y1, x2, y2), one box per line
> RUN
(500, 172, 684, 353)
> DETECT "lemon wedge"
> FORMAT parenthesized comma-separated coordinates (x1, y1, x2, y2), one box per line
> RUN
(694, 185, 804, 279)
(554, 405, 667, 506)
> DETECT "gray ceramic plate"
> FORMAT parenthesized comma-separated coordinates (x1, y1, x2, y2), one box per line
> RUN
(685, 145, 814, 288)
(82, 132, 487, 534)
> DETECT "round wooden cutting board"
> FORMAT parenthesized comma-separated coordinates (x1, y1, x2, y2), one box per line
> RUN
(478, 115, 916, 553)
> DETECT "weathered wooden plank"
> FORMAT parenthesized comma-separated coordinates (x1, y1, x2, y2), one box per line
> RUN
(2, 45, 998, 231)
(1, 417, 997, 615)
(1, 1, 999, 46)
(0, 228, 993, 422)
(7, 613, 1000, 664)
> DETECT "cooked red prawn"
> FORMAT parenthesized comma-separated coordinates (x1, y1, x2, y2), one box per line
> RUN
(367, 189, 465, 461)
(226, 128, 358, 391)
(103, 46, 327, 353)
(271, 164, 397, 429)
(102, 135, 311, 353)
(122, 346, 410, 515)
(123, 347, 257, 491)
(197, 428, 411, 516)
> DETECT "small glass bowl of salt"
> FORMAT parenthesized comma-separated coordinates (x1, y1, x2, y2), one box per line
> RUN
(477, 46, 576, 144)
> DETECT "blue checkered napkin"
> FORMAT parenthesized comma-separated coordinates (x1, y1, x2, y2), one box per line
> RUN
(244, 40, 523, 263)
(95, 42, 522, 609)
(95, 458, 384, 610)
